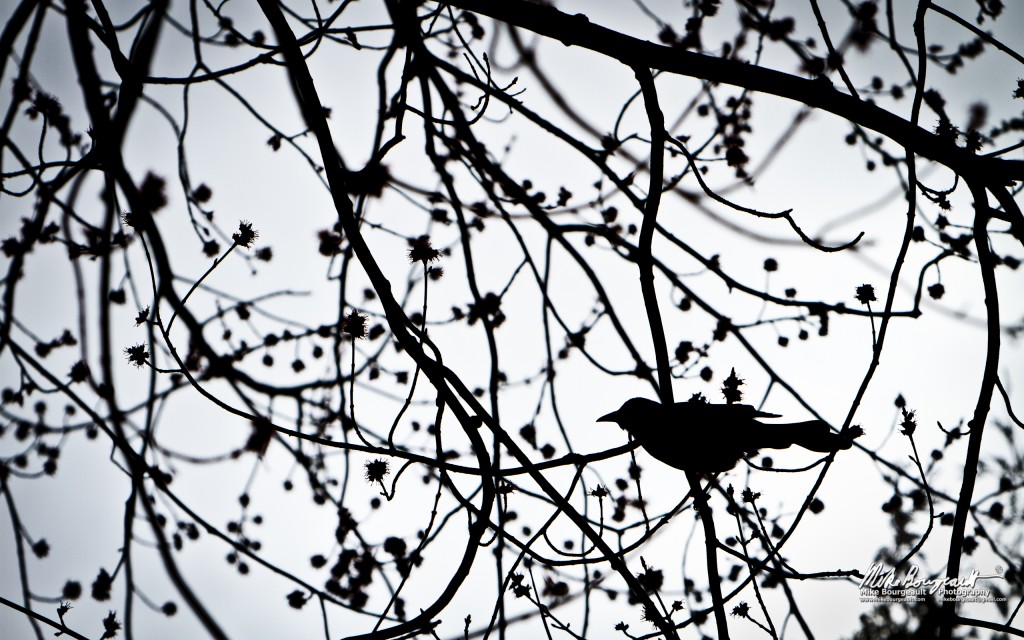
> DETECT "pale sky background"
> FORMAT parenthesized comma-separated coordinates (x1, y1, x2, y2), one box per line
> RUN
(1, 1, 1022, 639)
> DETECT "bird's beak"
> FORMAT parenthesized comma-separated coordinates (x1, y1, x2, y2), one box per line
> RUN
(597, 410, 619, 423)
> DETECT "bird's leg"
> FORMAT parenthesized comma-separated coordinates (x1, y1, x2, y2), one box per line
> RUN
(686, 473, 714, 515)
(692, 474, 718, 510)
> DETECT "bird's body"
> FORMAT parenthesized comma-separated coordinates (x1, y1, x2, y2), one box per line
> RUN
(598, 397, 853, 473)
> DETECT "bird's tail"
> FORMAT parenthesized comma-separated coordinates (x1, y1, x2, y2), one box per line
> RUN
(756, 420, 856, 453)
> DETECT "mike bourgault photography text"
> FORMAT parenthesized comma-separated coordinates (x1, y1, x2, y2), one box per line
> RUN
(860, 563, 1008, 604)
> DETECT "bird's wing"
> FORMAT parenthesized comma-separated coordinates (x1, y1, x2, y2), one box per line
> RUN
(674, 402, 780, 421)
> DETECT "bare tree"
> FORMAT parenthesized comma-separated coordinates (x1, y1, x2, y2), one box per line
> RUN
(1, 1, 1022, 639)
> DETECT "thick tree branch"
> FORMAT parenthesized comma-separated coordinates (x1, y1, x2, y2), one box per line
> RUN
(443, 0, 1024, 184)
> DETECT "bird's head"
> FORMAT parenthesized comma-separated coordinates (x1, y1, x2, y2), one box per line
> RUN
(597, 397, 658, 431)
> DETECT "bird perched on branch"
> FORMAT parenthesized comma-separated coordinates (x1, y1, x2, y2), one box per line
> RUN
(598, 396, 858, 474)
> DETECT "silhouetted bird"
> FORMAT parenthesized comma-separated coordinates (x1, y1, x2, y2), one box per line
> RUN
(598, 397, 855, 473)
